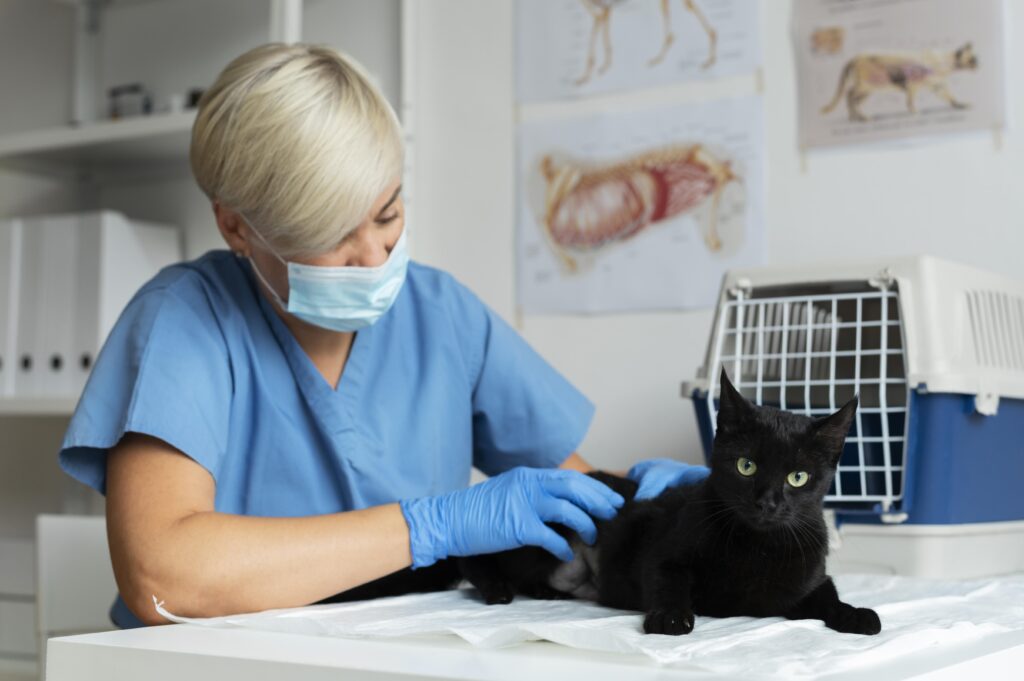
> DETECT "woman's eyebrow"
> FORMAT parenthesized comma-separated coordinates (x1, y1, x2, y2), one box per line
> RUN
(377, 185, 403, 215)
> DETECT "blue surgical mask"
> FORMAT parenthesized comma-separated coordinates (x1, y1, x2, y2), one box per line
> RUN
(246, 222, 409, 333)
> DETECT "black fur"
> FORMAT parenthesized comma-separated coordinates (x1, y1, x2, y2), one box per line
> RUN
(460, 369, 881, 636)
(317, 559, 461, 604)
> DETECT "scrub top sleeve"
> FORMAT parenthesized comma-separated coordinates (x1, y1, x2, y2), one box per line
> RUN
(457, 287, 595, 477)
(59, 285, 232, 495)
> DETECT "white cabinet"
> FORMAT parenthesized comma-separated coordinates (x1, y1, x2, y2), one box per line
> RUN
(0, 538, 36, 669)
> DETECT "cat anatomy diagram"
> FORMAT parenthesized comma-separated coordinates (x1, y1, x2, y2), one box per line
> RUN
(517, 96, 763, 314)
(793, 0, 1004, 149)
(516, 0, 760, 102)
(538, 144, 736, 273)
(820, 43, 979, 122)
(574, 0, 717, 86)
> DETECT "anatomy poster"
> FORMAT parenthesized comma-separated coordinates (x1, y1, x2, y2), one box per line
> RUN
(517, 95, 763, 314)
(793, 0, 1006, 149)
(517, 0, 760, 102)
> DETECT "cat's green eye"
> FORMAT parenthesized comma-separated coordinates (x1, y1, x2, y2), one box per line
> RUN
(736, 457, 757, 477)
(787, 471, 810, 488)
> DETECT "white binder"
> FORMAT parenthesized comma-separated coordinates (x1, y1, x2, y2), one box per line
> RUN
(39, 216, 79, 397)
(0, 220, 22, 397)
(79, 212, 181, 396)
(10, 211, 181, 400)
(71, 215, 102, 398)
(13, 222, 45, 398)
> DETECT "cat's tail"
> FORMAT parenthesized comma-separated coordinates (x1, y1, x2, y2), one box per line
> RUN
(821, 59, 853, 115)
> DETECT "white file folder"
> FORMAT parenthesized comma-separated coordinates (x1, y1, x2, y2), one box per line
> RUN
(71, 215, 103, 398)
(13, 222, 45, 398)
(0, 220, 22, 397)
(39, 217, 79, 397)
(10, 211, 181, 400)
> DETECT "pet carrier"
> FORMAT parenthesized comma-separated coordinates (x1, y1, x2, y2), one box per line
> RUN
(683, 256, 1024, 578)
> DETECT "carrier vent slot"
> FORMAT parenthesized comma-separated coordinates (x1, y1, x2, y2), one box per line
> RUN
(967, 290, 1024, 371)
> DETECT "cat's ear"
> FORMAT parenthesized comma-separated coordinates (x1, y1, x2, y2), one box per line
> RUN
(811, 396, 858, 461)
(716, 367, 752, 431)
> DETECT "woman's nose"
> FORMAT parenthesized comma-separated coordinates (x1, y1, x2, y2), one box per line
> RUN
(348, 231, 393, 268)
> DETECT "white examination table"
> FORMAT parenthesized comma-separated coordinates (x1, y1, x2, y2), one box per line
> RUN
(46, 574, 1024, 680)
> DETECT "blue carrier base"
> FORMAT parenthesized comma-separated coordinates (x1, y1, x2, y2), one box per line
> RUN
(690, 389, 1024, 525)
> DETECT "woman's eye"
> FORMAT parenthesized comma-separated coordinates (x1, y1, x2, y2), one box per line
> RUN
(736, 457, 757, 477)
(376, 212, 400, 225)
(787, 471, 810, 487)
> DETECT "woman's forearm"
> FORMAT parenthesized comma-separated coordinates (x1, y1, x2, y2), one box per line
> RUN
(559, 451, 594, 472)
(138, 504, 413, 622)
(106, 434, 414, 624)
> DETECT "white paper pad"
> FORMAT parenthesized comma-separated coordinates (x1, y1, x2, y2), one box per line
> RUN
(155, 574, 1024, 677)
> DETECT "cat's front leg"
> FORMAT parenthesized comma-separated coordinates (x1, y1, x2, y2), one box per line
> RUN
(641, 559, 696, 636)
(457, 555, 515, 605)
(785, 577, 881, 635)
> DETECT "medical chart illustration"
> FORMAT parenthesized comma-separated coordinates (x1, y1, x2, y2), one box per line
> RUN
(517, 96, 763, 314)
(517, 0, 759, 101)
(538, 143, 736, 273)
(793, 0, 1005, 148)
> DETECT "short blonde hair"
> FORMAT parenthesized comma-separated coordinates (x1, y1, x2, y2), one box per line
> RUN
(191, 43, 403, 258)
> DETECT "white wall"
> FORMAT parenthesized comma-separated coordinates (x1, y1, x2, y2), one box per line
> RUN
(2, 0, 1022, 481)
(99, 0, 403, 257)
(408, 0, 1024, 472)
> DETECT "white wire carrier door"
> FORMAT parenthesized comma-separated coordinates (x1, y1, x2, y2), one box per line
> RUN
(707, 285, 910, 515)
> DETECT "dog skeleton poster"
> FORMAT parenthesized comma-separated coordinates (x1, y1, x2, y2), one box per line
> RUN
(516, 0, 760, 102)
(517, 96, 763, 314)
(793, 0, 1006, 149)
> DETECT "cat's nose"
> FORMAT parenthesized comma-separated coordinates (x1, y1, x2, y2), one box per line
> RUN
(755, 497, 780, 514)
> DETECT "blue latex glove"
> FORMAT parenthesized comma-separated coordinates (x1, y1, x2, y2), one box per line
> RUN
(627, 458, 711, 501)
(400, 467, 625, 568)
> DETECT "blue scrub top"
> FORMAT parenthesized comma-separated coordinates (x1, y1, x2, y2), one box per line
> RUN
(59, 251, 594, 627)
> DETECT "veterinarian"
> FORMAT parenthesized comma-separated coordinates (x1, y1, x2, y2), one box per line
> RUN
(58, 44, 709, 629)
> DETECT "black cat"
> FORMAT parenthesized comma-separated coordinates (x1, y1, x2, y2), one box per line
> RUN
(459, 369, 882, 636)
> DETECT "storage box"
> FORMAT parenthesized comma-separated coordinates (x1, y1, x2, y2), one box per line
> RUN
(683, 256, 1024, 577)
(0, 211, 180, 399)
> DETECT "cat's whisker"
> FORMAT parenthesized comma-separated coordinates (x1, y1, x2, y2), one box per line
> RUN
(684, 503, 735, 538)
(787, 524, 807, 566)
(791, 516, 827, 551)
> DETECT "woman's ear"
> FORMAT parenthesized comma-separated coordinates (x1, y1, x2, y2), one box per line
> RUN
(214, 201, 252, 257)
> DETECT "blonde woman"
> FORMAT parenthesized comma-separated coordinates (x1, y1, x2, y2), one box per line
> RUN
(58, 44, 707, 628)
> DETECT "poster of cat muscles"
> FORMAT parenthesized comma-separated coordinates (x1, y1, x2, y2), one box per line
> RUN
(792, 0, 1006, 149)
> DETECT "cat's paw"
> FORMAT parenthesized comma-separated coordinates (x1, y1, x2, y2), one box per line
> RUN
(643, 608, 695, 636)
(476, 583, 515, 605)
(830, 606, 881, 635)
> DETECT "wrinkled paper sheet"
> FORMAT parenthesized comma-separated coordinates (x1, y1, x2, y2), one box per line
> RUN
(155, 574, 1024, 676)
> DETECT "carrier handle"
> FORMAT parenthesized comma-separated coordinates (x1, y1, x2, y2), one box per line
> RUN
(974, 391, 1000, 416)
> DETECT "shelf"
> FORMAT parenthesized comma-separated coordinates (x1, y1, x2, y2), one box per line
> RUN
(0, 397, 78, 417)
(0, 110, 195, 176)
(53, 0, 169, 8)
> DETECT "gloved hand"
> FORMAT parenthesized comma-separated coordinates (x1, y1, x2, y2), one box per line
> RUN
(627, 458, 710, 501)
(400, 467, 625, 568)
